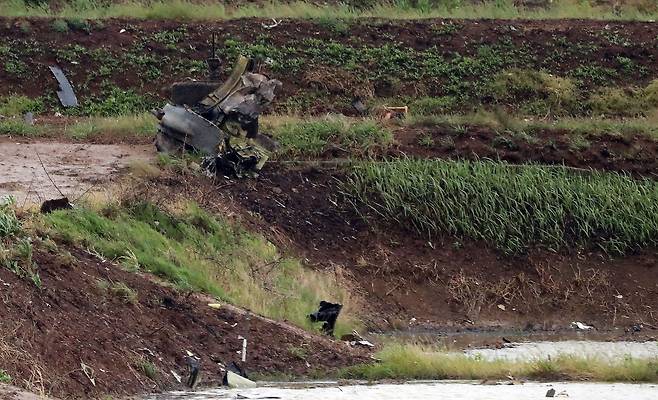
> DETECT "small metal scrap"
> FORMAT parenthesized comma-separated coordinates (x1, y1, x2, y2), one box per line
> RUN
(49, 65, 78, 107)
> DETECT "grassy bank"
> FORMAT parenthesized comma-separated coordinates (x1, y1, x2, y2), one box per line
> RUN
(340, 344, 658, 382)
(1, 0, 656, 21)
(40, 201, 359, 336)
(346, 159, 658, 254)
(0, 197, 42, 288)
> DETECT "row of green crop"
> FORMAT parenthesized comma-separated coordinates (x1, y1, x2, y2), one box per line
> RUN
(345, 159, 658, 254)
(1, 0, 656, 20)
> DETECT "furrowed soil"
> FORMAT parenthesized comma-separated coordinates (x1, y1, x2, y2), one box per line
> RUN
(143, 168, 658, 334)
(1, 17, 658, 114)
(0, 246, 368, 399)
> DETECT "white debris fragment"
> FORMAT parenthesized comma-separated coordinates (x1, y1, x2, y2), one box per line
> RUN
(171, 370, 182, 383)
(570, 321, 593, 330)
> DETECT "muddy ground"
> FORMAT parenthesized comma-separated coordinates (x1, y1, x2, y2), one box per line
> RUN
(0, 137, 153, 204)
(0, 246, 368, 399)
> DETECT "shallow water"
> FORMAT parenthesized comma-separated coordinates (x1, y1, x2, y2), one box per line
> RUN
(464, 340, 658, 361)
(152, 381, 658, 400)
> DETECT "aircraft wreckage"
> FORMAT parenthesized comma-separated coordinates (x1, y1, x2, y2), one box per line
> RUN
(153, 43, 281, 178)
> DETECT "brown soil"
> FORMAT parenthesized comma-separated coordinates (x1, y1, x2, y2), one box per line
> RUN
(1, 17, 658, 114)
(0, 137, 154, 205)
(145, 168, 658, 334)
(0, 246, 368, 399)
(388, 124, 658, 177)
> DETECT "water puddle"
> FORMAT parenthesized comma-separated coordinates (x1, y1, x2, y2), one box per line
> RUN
(151, 381, 658, 400)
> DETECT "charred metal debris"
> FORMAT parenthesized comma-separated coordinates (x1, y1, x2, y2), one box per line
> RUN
(154, 36, 281, 178)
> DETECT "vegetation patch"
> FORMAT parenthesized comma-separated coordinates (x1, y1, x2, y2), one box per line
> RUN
(42, 201, 358, 335)
(0, 119, 39, 136)
(340, 343, 658, 382)
(346, 159, 658, 254)
(266, 116, 393, 158)
(67, 113, 156, 140)
(0, 95, 44, 116)
(0, 197, 41, 288)
(0, 369, 11, 383)
(489, 69, 577, 115)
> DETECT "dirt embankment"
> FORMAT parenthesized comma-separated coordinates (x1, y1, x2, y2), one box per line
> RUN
(0, 246, 368, 399)
(143, 168, 658, 334)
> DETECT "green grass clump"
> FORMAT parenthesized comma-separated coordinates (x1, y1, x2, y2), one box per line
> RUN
(406, 111, 658, 141)
(43, 202, 358, 335)
(50, 19, 69, 33)
(346, 159, 658, 254)
(489, 69, 577, 115)
(267, 116, 393, 157)
(0, 119, 39, 136)
(110, 282, 139, 304)
(0, 95, 44, 116)
(138, 360, 157, 380)
(67, 113, 156, 140)
(0, 369, 11, 383)
(1, 198, 41, 288)
(409, 96, 459, 115)
(589, 80, 658, 117)
(78, 86, 159, 117)
(0, 197, 20, 238)
(340, 343, 658, 382)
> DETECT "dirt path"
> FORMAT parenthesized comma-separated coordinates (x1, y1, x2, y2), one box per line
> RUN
(0, 138, 154, 205)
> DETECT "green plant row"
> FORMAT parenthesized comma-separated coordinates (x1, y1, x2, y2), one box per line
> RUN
(345, 159, 658, 254)
(1, 0, 656, 21)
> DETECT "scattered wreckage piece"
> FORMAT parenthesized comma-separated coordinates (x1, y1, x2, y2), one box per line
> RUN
(382, 105, 408, 120)
(222, 361, 256, 389)
(154, 50, 282, 178)
(224, 371, 257, 389)
(48, 65, 78, 107)
(40, 197, 72, 214)
(309, 301, 343, 337)
(340, 330, 375, 348)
